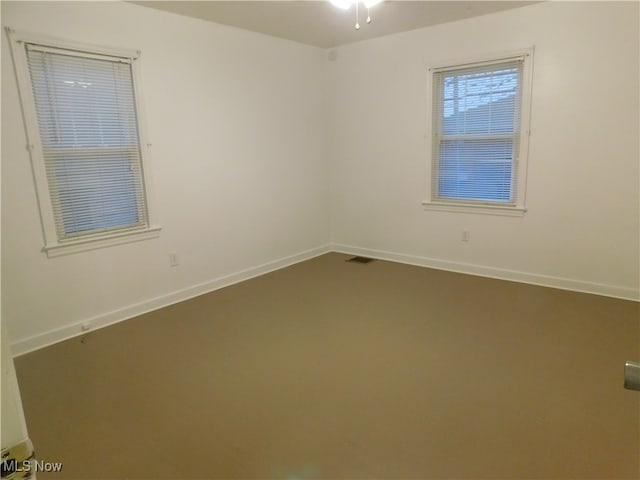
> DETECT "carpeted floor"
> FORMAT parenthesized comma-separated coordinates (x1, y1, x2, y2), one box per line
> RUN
(14, 252, 640, 479)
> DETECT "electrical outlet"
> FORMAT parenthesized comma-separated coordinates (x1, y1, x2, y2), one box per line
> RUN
(461, 230, 470, 242)
(169, 252, 179, 267)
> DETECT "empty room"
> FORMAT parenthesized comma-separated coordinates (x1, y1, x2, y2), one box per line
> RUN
(1, 0, 639, 478)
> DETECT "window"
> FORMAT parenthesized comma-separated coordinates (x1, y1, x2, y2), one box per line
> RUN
(424, 50, 533, 215)
(7, 29, 160, 256)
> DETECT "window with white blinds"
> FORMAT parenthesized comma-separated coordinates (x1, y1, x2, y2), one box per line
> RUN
(428, 52, 532, 213)
(8, 30, 159, 256)
(27, 45, 148, 239)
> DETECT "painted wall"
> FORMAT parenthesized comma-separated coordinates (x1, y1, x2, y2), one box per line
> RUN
(1, 1, 330, 353)
(1, 322, 30, 450)
(2, 1, 639, 354)
(328, 1, 639, 300)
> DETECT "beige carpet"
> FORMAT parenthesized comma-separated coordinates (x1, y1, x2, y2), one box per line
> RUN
(14, 253, 640, 479)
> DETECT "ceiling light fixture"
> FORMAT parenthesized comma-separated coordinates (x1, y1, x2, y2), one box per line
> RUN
(330, 0, 383, 30)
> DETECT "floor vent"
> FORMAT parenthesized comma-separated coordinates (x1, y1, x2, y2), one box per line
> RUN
(347, 256, 375, 264)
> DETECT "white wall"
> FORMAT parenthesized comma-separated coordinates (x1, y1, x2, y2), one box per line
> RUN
(1, 1, 330, 353)
(2, 1, 639, 355)
(1, 322, 30, 450)
(328, 1, 639, 300)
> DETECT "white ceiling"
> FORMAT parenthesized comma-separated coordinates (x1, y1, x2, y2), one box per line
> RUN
(130, 1, 538, 49)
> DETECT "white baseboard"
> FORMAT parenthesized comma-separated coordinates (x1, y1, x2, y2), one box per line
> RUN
(332, 243, 640, 302)
(11, 244, 332, 357)
(12, 242, 638, 356)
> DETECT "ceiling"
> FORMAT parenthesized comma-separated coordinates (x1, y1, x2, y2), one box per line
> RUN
(130, 1, 538, 49)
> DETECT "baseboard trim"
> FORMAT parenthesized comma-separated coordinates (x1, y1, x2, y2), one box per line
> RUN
(331, 243, 640, 302)
(12, 242, 638, 356)
(11, 244, 332, 357)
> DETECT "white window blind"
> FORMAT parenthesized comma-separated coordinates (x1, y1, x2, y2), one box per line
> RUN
(26, 44, 148, 241)
(432, 58, 524, 205)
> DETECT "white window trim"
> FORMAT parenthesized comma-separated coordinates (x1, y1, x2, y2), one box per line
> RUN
(5, 27, 161, 257)
(423, 47, 534, 216)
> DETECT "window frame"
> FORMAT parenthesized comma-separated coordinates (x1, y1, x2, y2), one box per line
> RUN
(6, 27, 161, 257)
(423, 48, 534, 217)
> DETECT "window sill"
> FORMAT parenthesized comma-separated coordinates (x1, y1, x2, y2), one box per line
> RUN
(44, 226, 162, 258)
(422, 201, 526, 217)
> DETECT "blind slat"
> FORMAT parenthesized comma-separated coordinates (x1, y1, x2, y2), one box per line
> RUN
(27, 46, 148, 240)
(433, 58, 523, 204)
